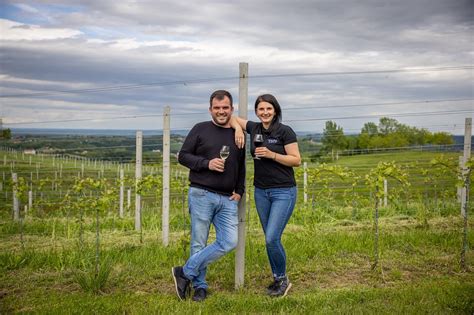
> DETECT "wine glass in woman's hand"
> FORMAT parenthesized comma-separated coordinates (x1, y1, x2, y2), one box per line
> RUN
(253, 134, 264, 159)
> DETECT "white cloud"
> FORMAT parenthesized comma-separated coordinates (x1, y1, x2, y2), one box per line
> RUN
(13, 3, 39, 14)
(0, 19, 82, 41)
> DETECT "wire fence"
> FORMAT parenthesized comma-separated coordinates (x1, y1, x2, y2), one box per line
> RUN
(0, 140, 469, 217)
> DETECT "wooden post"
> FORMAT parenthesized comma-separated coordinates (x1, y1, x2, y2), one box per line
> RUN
(458, 156, 463, 202)
(119, 168, 124, 218)
(127, 188, 131, 210)
(304, 162, 308, 203)
(373, 186, 380, 269)
(28, 190, 33, 211)
(235, 62, 248, 288)
(12, 173, 19, 221)
(135, 131, 143, 231)
(162, 106, 171, 246)
(461, 117, 472, 216)
(460, 117, 472, 269)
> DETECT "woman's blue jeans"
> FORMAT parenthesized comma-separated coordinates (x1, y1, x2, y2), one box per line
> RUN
(254, 186, 296, 279)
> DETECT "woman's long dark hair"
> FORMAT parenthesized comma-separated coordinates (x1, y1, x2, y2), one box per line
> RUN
(254, 94, 282, 132)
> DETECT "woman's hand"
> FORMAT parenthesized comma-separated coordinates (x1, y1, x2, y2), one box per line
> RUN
(229, 192, 241, 202)
(235, 128, 245, 149)
(255, 147, 275, 159)
(230, 116, 248, 149)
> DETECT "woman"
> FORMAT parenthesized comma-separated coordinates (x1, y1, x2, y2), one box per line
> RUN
(232, 94, 301, 297)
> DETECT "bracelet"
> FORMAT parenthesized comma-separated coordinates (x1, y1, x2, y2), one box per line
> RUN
(273, 153, 277, 160)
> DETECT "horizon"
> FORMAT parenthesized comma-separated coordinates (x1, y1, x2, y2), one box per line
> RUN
(7, 126, 469, 137)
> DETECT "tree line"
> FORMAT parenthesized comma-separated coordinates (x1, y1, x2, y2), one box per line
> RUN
(320, 117, 454, 160)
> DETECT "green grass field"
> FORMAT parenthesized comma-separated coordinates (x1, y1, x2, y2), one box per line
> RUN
(1, 150, 473, 313)
(1, 213, 473, 313)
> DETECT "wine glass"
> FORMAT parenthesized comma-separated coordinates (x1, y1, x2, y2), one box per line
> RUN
(220, 145, 230, 161)
(253, 134, 264, 159)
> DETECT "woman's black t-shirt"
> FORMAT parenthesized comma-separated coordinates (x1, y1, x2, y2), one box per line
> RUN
(246, 121, 297, 189)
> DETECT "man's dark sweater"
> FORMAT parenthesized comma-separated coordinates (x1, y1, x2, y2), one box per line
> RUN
(178, 121, 245, 196)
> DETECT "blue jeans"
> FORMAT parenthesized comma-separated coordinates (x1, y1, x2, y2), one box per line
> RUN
(183, 187, 238, 289)
(254, 186, 296, 279)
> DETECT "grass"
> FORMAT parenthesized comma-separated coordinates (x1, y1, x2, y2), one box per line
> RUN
(1, 280, 473, 314)
(1, 150, 473, 313)
(1, 209, 473, 314)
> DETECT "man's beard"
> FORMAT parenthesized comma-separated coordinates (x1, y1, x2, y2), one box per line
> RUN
(212, 115, 230, 126)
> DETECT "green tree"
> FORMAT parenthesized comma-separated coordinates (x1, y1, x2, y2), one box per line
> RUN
(429, 132, 454, 145)
(368, 135, 385, 149)
(345, 135, 358, 154)
(361, 122, 378, 136)
(1, 128, 12, 139)
(355, 118, 454, 151)
(358, 132, 371, 150)
(397, 124, 430, 145)
(378, 117, 400, 135)
(386, 133, 409, 148)
(321, 120, 346, 160)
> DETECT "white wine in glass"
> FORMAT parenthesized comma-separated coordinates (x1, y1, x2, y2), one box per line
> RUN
(220, 145, 230, 161)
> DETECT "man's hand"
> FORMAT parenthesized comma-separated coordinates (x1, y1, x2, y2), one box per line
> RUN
(208, 158, 225, 172)
(235, 128, 245, 149)
(229, 192, 241, 202)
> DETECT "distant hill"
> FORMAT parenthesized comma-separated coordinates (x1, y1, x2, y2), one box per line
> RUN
(10, 128, 473, 144)
(11, 128, 189, 136)
(11, 128, 325, 137)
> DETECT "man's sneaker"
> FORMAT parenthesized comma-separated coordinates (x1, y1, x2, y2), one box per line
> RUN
(172, 266, 190, 300)
(268, 277, 292, 297)
(266, 279, 279, 295)
(192, 287, 207, 302)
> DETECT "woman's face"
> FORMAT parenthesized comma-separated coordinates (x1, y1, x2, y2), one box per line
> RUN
(256, 101, 275, 125)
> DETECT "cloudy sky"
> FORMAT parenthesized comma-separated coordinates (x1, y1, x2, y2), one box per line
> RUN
(0, 0, 472, 134)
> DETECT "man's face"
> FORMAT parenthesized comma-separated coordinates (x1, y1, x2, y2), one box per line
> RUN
(209, 96, 233, 127)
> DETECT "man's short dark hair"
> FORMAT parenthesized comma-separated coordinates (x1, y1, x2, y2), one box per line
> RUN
(210, 90, 233, 108)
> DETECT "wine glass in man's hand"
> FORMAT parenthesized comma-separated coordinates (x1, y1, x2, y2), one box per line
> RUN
(253, 134, 264, 159)
(220, 145, 230, 161)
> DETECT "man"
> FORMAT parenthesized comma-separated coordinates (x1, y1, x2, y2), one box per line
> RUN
(172, 90, 245, 302)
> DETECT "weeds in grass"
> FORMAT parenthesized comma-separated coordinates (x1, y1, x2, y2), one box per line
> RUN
(73, 254, 113, 294)
(0, 250, 32, 271)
